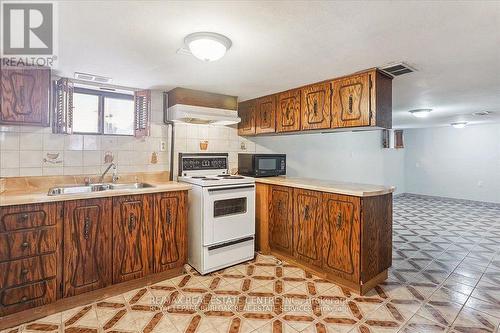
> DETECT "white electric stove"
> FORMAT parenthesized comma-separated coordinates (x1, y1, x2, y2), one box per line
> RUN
(178, 153, 255, 274)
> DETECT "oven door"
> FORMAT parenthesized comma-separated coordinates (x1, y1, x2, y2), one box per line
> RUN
(202, 184, 255, 246)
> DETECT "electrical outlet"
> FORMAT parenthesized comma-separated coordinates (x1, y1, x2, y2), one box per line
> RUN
(160, 141, 167, 152)
(240, 141, 247, 150)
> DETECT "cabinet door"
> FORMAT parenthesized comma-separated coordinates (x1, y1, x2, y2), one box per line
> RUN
(238, 100, 256, 136)
(332, 73, 370, 128)
(322, 193, 360, 283)
(293, 189, 322, 267)
(277, 89, 301, 132)
(301, 82, 331, 130)
(255, 95, 276, 134)
(63, 198, 112, 297)
(268, 185, 293, 255)
(0, 67, 50, 126)
(153, 192, 187, 272)
(113, 195, 152, 283)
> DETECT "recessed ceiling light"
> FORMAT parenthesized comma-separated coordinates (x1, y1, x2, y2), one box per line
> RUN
(409, 109, 432, 118)
(451, 122, 468, 129)
(472, 111, 492, 116)
(184, 32, 232, 62)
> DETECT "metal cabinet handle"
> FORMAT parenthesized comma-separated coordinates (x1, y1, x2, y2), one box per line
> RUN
(313, 100, 318, 115)
(128, 214, 136, 231)
(20, 213, 29, 221)
(336, 212, 342, 228)
(21, 296, 28, 302)
(21, 268, 29, 275)
(304, 205, 310, 220)
(348, 95, 353, 114)
(21, 242, 29, 249)
(166, 209, 172, 225)
(83, 217, 91, 239)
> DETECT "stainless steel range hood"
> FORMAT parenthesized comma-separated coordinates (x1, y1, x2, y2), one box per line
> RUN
(167, 104, 240, 125)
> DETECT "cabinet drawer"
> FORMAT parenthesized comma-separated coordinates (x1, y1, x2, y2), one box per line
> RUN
(0, 279, 56, 316)
(0, 254, 57, 289)
(0, 228, 57, 262)
(0, 203, 59, 232)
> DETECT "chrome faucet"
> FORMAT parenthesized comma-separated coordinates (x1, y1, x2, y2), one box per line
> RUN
(100, 162, 119, 183)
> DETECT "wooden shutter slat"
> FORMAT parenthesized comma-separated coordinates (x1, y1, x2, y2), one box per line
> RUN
(53, 78, 74, 134)
(134, 90, 151, 138)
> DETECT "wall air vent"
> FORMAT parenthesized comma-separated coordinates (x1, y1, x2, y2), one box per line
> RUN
(379, 62, 416, 77)
(74, 72, 113, 84)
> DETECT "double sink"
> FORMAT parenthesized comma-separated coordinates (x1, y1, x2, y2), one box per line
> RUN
(48, 182, 154, 196)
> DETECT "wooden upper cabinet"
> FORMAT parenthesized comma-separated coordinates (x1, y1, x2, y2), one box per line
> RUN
(332, 70, 392, 129)
(0, 67, 50, 126)
(63, 198, 112, 297)
(277, 89, 301, 132)
(153, 192, 187, 272)
(112, 195, 152, 283)
(255, 95, 276, 134)
(293, 189, 322, 267)
(332, 73, 370, 128)
(322, 193, 360, 283)
(268, 185, 293, 255)
(238, 100, 256, 136)
(301, 82, 332, 130)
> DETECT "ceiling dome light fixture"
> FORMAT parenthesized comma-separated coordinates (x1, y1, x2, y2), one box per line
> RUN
(184, 32, 232, 62)
(451, 122, 468, 129)
(409, 108, 432, 118)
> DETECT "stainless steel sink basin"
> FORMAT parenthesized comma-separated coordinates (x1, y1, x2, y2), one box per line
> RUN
(108, 182, 155, 190)
(47, 182, 154, 196)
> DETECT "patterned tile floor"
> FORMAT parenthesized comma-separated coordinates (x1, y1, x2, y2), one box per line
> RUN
(2, 194, 500, 333)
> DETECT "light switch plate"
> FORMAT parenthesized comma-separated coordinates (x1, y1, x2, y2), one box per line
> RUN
(160, 141, 167, 152)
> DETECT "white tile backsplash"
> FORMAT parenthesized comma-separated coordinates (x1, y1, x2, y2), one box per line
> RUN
(20, 133, 43, 150)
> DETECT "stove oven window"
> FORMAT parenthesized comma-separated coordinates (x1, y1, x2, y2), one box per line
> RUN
(214, 198, 247, 217)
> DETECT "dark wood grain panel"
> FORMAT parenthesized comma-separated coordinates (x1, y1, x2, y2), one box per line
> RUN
(112, 195, 152, 283)
(0, 67, 50, 126)
(277, 89, 301, 132)
(0, 254, 56, 289)
(0, 203, 59, 232)
(322, 193, 360, 283)
(255, 183, 270, 254)
(268, 185, 293, 255)
(332, 73, 371, 128)
(293, 189, 322, 267)
(237, 99, 256, 136)
(167, 87, 238, 110)
(153, 191, 187, 272)
(63, 198, 112, 297)
(360, 193, 393, 283)
(0, 228, 57, 262)
(255, 95, 276, 134)
(0, 279, 56, 316)
(372, 71, 393, 128)
(301, 82, 332, 130)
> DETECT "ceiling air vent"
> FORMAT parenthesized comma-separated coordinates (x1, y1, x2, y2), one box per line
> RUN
(472, 111, 492, 117)
(379, 62, 416, 77)
(74, 72, 113, 84)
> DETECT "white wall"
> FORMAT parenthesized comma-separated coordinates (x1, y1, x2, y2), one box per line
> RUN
(250, 130, 406, 194)
(404, 124, 500, 203)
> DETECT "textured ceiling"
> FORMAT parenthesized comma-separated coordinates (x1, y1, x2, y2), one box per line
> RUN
(54, 0, 500, 128)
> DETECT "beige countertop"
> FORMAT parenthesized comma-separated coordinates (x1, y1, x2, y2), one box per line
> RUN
(0, 181, 192, 207)
(254, 176, 395, 197)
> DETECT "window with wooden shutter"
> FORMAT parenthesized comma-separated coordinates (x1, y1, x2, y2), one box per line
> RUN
(53, 78, 74, 134)
(134, 90, 151, 138)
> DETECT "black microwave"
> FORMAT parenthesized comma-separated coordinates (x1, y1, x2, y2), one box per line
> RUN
(238, 154, 286, 177)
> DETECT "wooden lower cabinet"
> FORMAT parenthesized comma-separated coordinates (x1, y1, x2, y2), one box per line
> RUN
(112, 194, 153, 283)
(268, 185, 293, 255)
(322, 193, 360, 283)
(293, 189, 322, 268)
(63, 198, 112, 297)
(257, 184, 392, 295)
(0, 202, 62, 316)
(153, 191, 187, 272)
